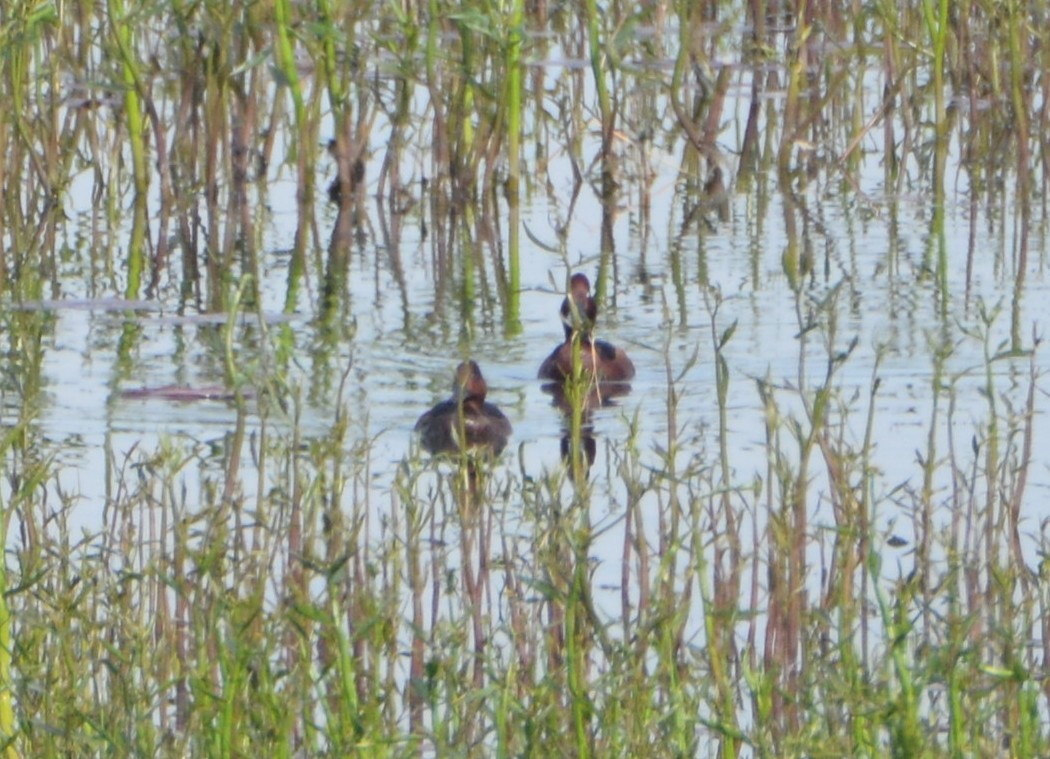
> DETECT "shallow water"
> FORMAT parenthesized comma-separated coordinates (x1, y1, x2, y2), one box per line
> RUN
(5, 12, 1048, 750)
(36, 56, 1050, 575)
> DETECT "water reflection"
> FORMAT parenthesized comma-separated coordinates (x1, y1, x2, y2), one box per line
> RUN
(543, 380, 632, 480)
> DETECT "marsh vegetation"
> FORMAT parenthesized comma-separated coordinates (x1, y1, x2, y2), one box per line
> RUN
(1, 0, 1049, 755)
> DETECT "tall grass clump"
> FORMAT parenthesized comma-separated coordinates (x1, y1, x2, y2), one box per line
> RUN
(106, 0, 150, 299)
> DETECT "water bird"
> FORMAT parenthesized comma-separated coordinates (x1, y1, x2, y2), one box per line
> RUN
(415, 360, 512, 457)
(538, 273, 635, 383)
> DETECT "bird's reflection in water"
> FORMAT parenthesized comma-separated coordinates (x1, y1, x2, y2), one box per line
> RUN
(542, 380, 631, 481)
(559, 429, 597, 480)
